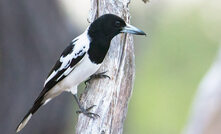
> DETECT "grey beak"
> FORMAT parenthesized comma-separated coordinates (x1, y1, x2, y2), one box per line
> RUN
(121, 23, 146, 35)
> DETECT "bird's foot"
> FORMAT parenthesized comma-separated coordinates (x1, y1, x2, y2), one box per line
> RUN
(76, 105, 99, 119)
(85, 71, 110, 86)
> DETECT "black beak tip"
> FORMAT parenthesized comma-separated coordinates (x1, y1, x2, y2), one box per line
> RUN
(144, 33, 147, 36)
(136, 31, 147, 36)
(140, 31, 147, 36)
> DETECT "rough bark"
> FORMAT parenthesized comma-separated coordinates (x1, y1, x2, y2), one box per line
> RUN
(0, 0, 78, 134)
(184, 46, 221, 134)
(75, 0, 135, 134)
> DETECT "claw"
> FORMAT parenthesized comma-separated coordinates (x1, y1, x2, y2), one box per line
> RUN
(94, 71, 111, 79)
(85, 71, 110, 87)
(76, 105, 99, 119)
(86, 105, 96, 111)
(73, 95, 99, 119)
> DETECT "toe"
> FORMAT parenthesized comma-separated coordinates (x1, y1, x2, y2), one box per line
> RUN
(86, 112, 100, 119)
(86, 105, 96, 111)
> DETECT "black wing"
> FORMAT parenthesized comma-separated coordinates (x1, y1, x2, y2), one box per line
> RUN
(32, 39, 86, 109)
(16, 40, 87, 132)
(45, 41, 86, 91)
(37, 39, 87, 101)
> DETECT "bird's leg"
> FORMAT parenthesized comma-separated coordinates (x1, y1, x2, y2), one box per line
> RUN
(84, 71, 110, 86)
(73, 94, 99, 119)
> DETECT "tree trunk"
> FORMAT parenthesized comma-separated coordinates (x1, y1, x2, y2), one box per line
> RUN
(0, 0, 78, 134)
(76, 0, 135, 134)
(184, 46, 221, 134)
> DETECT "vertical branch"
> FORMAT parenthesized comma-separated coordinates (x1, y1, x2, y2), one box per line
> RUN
(184, 46, 221, 134)
(76, 0, 135, 133)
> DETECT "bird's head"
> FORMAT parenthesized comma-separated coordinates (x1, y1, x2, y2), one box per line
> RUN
(88, 14, 146, 42)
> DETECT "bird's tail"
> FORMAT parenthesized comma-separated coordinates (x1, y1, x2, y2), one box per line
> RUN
(16, 96, 44, 133)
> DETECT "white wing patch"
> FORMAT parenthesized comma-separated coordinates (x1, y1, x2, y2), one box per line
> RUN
(44, 29, 90, 86)
(56, 67, 73, 81)
(44, 71, 56, 86)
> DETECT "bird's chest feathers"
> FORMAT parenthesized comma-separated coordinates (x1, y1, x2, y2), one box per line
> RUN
(59, 54, 100, 89)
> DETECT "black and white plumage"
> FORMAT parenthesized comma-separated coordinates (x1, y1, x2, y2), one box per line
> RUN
(16, 14, 146, 133)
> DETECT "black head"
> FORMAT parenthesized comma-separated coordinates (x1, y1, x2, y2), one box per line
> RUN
(88, 14, 146, 42)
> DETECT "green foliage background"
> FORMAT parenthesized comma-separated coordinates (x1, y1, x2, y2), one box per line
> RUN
(124, 1, 220, 134)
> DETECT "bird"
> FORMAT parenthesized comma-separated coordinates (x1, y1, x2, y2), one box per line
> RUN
(16, 13, 146, 133)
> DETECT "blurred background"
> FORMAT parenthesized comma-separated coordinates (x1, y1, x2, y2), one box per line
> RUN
(0, 0, 221, 134)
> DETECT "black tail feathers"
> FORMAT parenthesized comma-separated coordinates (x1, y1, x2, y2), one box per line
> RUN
(16, 97, 43, 133)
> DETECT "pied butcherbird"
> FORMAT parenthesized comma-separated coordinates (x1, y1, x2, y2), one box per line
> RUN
(16, 14, 146, 133)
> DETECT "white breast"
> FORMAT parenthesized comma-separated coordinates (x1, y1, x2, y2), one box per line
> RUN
(58, 54, 100, 91)
(45, 54, 100, 98)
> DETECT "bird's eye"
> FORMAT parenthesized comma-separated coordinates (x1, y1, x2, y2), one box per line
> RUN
(115, 21, 121, 27)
